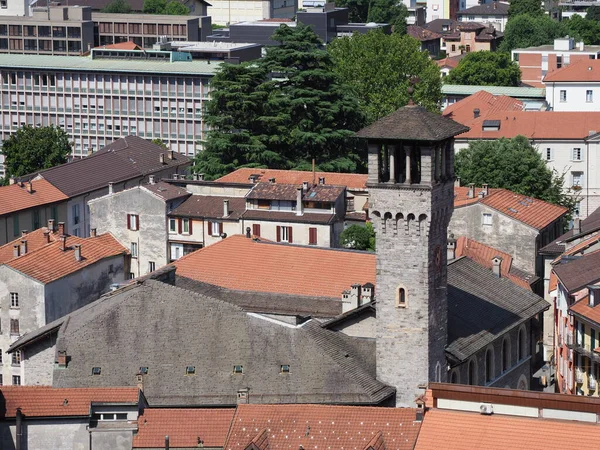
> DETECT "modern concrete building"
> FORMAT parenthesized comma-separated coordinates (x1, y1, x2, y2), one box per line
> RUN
(0, 52, 217, 173)
(207, 0, 297, 26)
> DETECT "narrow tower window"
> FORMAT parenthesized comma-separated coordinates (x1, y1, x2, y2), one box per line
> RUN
(396, 286, 407, 308)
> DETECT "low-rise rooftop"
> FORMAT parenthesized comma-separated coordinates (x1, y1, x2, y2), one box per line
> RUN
(0, 179, 68, 217)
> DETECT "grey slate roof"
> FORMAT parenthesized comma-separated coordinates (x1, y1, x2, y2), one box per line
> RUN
(48, 279, 393, 406)
(355, 105, 470, 141)
(446, 257, 548, 362)
(170, 195, 246, 220)
(553, 251, 600, 293)
(30, 136, 191, 197)
(143, 181, 191, 202)
(458, 1, 509, 16)
(540, 207, 600, 255)
(246, 182, 344, 202)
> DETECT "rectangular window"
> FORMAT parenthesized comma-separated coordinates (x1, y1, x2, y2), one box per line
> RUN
(587, 90, 594, 102)
(572, 171, 584, 187)
(309, 227, 317, 245)
(557, 55, 562, 69)
(10, 292, 18, 308)
(72, 204, 80, 225)
(169, 218, 177, 233)
(12, 375, 20, 385)
(252, 224, 261, 237)
(127, 214, 139, 231)
(209, 221, 221, 237)
(277, 226, 293, 243)
(573, 148, 583, 161)
(10, 319, 19, 335)
(545, 148, 553, 161)
(12, 350, 21, 365)
(592, 328, 597, 350)
(0, 374, 2, 385)
(148, 261, 155, 273)
(182, 218, 190, 234)
(482, 213, 492, 226)
(131, 242, 138, 258)
(560, 90, 567, 102)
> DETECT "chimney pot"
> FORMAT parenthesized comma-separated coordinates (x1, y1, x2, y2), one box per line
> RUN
(302, 181, 309, 192)
(198, 173, 204, 181)
(8, 176, 15, 185)
(21, 230, 27, 237)
(26, 181, 33, 193)
(319, 177, 325, 185)
(482, 183, 489, 196)
(60, 235, 67, 251)
(249, 175, 258, 183)
(454, 176, 461, 188)
(223, 199, 229, 217)
(90, 228, 97, 237)
(20, 239, 27, 255)
(148, 175, 155, 185)
(296, 187, 304, 216)
(246, 227, 251, 238)
(269, 177, 276, 184)
(57, 350, 67, 368)
(192, 173, 199, 181)
(467, 183, 475, 199)
(573, 217, 581, 234)
(447, 234, 457, 261)
(492, 256, 502, 277)
(47, 219, 55, 232)
(58, 222, 65, 236)
(74, 244, 82, 261)
(473, 109, 480, 119)
(13, 245, 20, 258)
(108, 182, 114, 195)
(160, 153, 165, 164)
(43, 230, 50, 243)
(168, 150, 175, 160)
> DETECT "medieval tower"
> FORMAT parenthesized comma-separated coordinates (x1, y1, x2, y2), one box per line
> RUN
(356, 104, 468, 406)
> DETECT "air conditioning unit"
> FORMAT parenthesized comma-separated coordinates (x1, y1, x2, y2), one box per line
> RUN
(480, 403, 494, 415)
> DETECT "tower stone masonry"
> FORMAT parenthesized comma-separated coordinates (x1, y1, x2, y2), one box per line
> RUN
(356, 105, 469, 406)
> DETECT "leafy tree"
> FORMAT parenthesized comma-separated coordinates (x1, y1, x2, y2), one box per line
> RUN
(500, 14, 567, 52)
(444, 51, 521, 86)
(194, 24, 365, 179)
(340, 222, 375, 251)
(508, 0, 544, 17)
(366, 0, 409, 34)
(143, 0, 167, 13)
(455, 136, 578, 213)
(586, 5, 600, 21)
(164, 0, 189, 14)
(102, 0, 132, 13)
(151, 138, 169, 149)
(328, 31, 441, 124)
(563, 14, 600, 45)
(334, 0, 370, 23)
(2, 125, 71, 182)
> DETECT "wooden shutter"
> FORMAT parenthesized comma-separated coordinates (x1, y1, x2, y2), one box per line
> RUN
(178, 218, 182, 234)
(288, 227, 293, 244)
(188, 219, 193, 234)
(135, 214, 140, 231)
(219, 222, 223, 235)
(252, 224, 261, 237)
(309, 227, 317, 245)
(127, 214, 131, 230)
(276, 226, 281, 242)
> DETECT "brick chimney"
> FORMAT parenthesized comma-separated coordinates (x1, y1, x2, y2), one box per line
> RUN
(136, 371, 144, 392)
(43, 230, 50, 244)
(58, 222, 65, 236)
(74, 244, 82, 261)
(13, 245, 20, 258)
(60, 235, 67, 251)
(20, 239, 27, 255)
(47, 219, 55, 232)
(90, 228, 97, 237)
(492, 256, 503, 277)
(57, 350, 68, 368)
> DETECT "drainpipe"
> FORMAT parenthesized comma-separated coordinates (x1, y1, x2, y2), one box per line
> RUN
(16, 407, 23, 450)
(587, 140, 590, 217)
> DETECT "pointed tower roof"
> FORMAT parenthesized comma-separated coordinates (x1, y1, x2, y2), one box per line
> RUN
(356, 105, 469, 141)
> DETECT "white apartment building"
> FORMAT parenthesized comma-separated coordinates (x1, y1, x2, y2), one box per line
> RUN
(208, 0, 297, 25)
(0, 0, 27, 16)
(456, 1, 509, 32)
(0, 51, 218, 175)
(544, 59, 600, 111)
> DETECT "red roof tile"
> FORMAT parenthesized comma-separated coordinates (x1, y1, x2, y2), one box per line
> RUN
(455, 236, 532, 289)
(217, 168, 368, 190)
(443, 90, 523, 124)
(570, 295, 600, 326)
(415, 408, 600, 450)
(225, 404, 421, 450)
(454, 186, 500, 207)
(544, 59, 600, 82)
(0, 179, 68, 216)
(6, 233, 128, 284)
(95, 41, 142, 50)
(133, 408, 235, 448)
(173, 235, 375, 299)
(0, 227, 59, 264)
(0, 386, 139, 418)
(407, 25, 443, 41)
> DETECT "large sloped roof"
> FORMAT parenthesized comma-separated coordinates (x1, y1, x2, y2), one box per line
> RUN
(50, 279, 393, 406)
(356, 105, 469, 141)
(0, 179, 67, 217)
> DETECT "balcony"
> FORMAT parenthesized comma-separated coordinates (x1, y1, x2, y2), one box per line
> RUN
(576, 368, 584, 384)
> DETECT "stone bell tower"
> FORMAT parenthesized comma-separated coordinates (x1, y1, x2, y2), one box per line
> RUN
(356, 103, 468, 407)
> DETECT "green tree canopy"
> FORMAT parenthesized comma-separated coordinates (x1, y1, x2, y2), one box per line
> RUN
(328, 31, 441, 124)
(444, 51, 521, 86)
(563, 14, 600, 45)
(2, 125, 71, 182)
(455, 136, 577, 212)
(164, 0, 190, 14)
(340, 223, 375, 251)
(102, 0, 132, 12)
(586, 5, 600, 21)
(507, 0, 544, 17)
(193, 24, 366, 180)
(500, 14, 567, 52)
(143, 0, 167, 13)
(334, 0, 407, 31)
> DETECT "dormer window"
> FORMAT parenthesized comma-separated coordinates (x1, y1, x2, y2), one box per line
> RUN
(482, 120, 500, 131)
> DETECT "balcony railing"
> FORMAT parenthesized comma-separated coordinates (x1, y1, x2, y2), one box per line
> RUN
(590, 376, 597, 390)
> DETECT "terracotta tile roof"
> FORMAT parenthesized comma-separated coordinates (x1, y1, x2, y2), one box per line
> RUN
(0, 227, 59, 264)
(553, 250, 600, 293)
(6, 232, 128, 284)
(436, 53, 466, 69)
(480, 189, 567, 230)
(549, 271, 558, 292)
(415, 408, 600, 450)
(356, 105, 469, 141)
(96, 41, 142, 50)
(217, 168, 368, 190)
(455, 236, 533, 289)
(133, 408, 235, 448)
(551, 232, 600, 264)
(540, 206, 600, 255)
(451, 110, 600, 140)
(407, 25, 443, 41)
(570, 295, 600, 326)
(0, 179, 68, 216)
(173, 235, 375, 299)
(142, 181, 190, 202)
(443, 90, 523, 124)
(454, 186, 566, 230)
(544, 59, 600, 82)
(224, 404, 422, 450)
(170, 195, 246, 220)
(0, 386, 139, 418)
